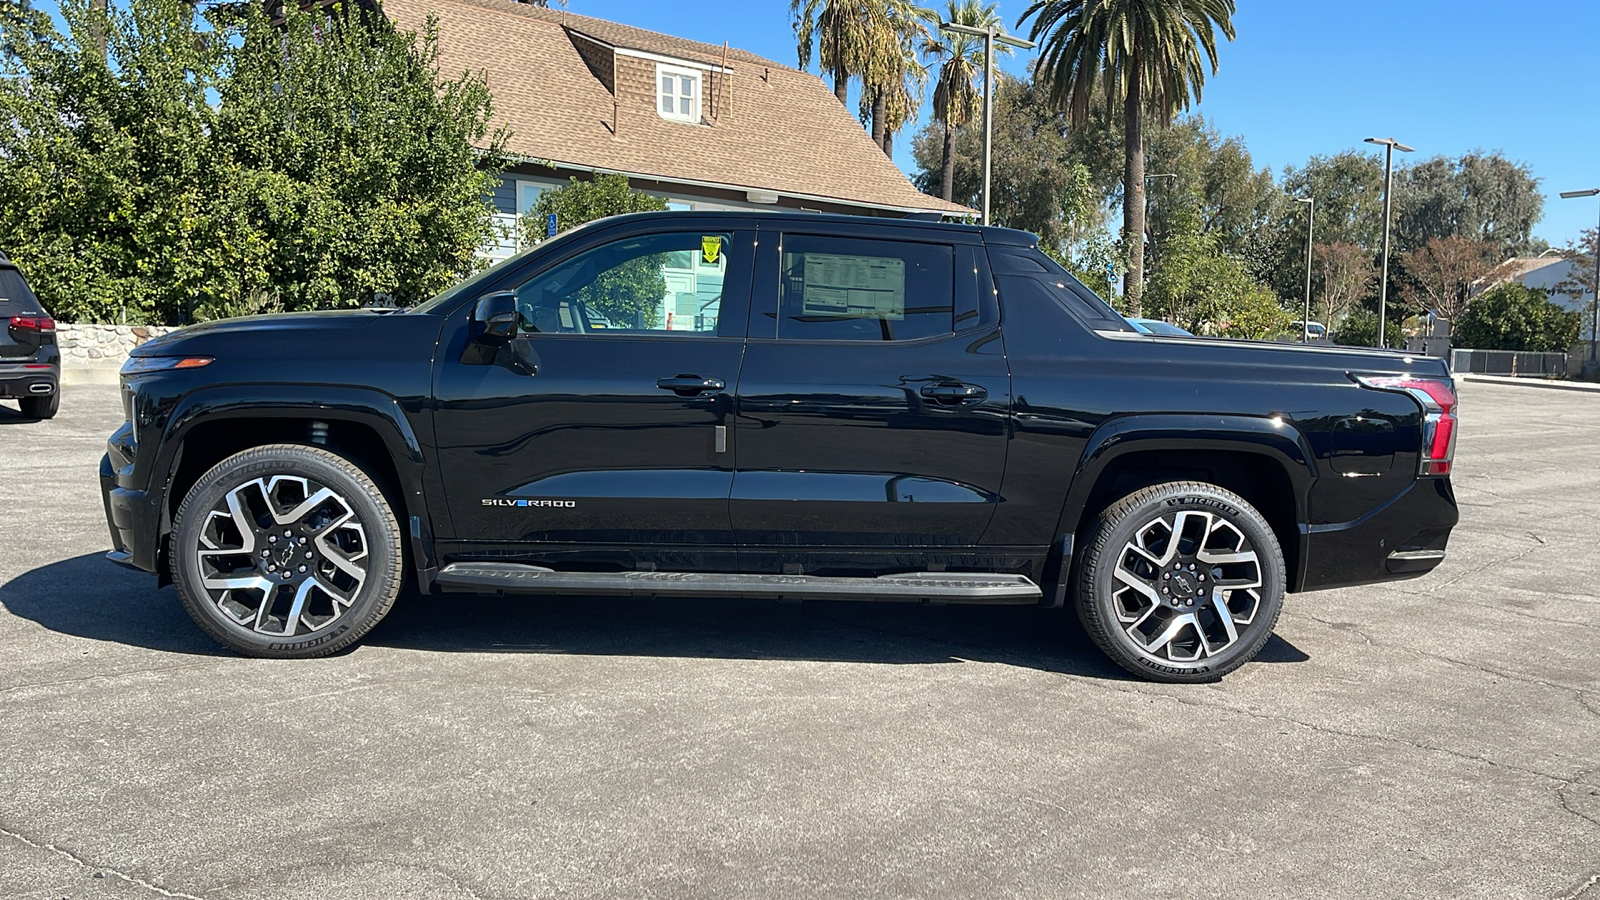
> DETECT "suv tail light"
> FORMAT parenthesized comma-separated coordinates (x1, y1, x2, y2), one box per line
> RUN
(1356, 375, 1458, 475)
(8, 315, 56, 334)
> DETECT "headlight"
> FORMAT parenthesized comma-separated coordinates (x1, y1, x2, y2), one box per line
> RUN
(120, 356, 213, 376)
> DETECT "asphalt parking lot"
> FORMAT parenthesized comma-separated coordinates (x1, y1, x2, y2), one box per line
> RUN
(1, 381, 1597, 900)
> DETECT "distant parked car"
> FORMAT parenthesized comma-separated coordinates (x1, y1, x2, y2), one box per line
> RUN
(0, 251, 59, 419)
(1291, 320, 1328, 340)
(1126, 317, 1194, 337)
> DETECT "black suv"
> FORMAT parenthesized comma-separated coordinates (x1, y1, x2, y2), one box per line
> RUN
(101, 212, 1459, 681)
(0, 251, 60, 419)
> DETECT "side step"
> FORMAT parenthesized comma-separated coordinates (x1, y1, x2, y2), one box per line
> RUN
(433, 562, 1042, 605)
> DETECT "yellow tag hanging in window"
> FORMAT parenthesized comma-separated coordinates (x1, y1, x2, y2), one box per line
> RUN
(701, 236, 722, 265)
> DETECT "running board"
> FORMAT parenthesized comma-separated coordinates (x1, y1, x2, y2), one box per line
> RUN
(433, 562, 1042, 605)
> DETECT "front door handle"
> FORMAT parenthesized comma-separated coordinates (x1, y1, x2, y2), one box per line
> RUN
(657, 375, 726, 396)
(921, 382, 987, 405)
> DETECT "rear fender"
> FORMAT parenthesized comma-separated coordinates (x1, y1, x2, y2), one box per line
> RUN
(1054, 414, 1318, 591)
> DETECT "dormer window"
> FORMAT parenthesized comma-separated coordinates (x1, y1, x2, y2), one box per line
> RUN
(657, 63, 701, 123)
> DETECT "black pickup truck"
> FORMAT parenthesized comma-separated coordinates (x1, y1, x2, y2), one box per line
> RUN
(100, 211, 1459, 681)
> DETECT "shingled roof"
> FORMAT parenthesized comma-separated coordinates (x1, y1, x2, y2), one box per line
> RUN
(381, 0, 970, 216)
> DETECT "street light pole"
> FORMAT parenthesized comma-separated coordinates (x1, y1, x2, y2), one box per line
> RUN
(1559, 188, 1600, 380)
(1295, 196, 1315, 343)
(1366, 137, 1413, 349)
(940, 21, 1034, 226)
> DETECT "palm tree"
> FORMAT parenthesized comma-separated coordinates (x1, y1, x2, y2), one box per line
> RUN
(1019, 0, 1235, 314)
(923, 0, 1007, 201)
(792, 0, 875, 107)
(855, 0, 932, 155)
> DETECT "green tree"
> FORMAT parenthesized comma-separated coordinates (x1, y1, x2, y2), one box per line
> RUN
(1453, 283, 1581, 352)
(1142, 185, 1286, 337)
(523, 174, 669, 327)
(1020, 0, 1237, 315)
(1394, 152, 1544, 257)
(791, 0, 876, 106)
(1331, 308, 1404, 349)
(858, 0, 933, 156)
(0, 0, 226, 324)
(0, 0, 505, 324)
(211, 3, 507, 314)
(910, 75, 1102, 251)
(922, 0, 1002, 201)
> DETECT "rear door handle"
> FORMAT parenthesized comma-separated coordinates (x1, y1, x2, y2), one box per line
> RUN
(921, 382, 987, 405)
(657, 375, 726, 396)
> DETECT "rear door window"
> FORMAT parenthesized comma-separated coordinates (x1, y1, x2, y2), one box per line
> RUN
(773, 234, 954, 342)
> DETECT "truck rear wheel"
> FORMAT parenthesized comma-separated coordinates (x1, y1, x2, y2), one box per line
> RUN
(1077, 481, 1285, 683)
(170, 444, 404, 658)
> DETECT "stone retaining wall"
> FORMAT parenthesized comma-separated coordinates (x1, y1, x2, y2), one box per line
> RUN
(57, 323, 180, 368)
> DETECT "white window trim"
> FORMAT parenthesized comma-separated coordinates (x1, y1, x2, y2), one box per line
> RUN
(656, 63, 702, 124)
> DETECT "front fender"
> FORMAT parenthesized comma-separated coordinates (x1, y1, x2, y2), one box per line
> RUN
(150, 385, 436, 580)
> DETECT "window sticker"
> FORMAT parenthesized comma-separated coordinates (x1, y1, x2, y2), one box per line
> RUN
(701, 235, 722, 265)
(800, 253, 905, 319)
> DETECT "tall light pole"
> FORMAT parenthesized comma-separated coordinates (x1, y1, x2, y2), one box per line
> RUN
(1295, 196, 1315, 343)
(1365, 137, 1413, 349)
(1559, 188, 1600, 381)
(940, 21, 1034, 226)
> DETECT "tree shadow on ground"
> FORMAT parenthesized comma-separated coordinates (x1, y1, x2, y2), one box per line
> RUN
(2, 553, 1310, 679)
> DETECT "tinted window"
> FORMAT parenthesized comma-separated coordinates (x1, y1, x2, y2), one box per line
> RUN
(510, 232, 733, 335)
(776, 235, 954, 341)
(0, 267, 41, 314)
(987, 246, 1131, 332)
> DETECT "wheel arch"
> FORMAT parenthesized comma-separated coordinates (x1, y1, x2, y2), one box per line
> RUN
(1055, 415, 1317, 594)
(152, 386, 437, 589)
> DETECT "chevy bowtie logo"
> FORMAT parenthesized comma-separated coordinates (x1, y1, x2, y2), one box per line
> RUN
(482, 499, 577, 508)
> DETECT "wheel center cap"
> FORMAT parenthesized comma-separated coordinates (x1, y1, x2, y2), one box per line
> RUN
(1169, 569, 1197, 596)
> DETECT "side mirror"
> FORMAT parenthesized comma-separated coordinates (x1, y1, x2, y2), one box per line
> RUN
(473, 291, 519, 344)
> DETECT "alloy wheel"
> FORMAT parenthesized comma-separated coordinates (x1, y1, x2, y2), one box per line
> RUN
(1110, 509, 1264, 663)
(193, 475, 370, 637)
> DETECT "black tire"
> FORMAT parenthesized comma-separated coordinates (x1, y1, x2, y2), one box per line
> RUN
(1076, 481, 1285, 683)
(170, 443, 404, 658)
(19, 391, 59, 419)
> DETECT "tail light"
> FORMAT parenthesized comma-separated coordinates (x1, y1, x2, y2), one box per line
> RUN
(1356, 375, 1458, 475)
(8, 316, 56, 334)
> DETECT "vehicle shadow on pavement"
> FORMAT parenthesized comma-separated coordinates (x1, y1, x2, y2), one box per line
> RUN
(1, 553, 224, 655)
(3, 554, 1310, 678)
(0, 402, 47, 424)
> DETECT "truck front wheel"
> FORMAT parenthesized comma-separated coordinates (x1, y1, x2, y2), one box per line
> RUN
(1077, 481, 1285, 683)
(170, 444, 405, 658)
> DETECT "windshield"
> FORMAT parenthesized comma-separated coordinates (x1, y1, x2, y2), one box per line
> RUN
(406, 221, 600, 315)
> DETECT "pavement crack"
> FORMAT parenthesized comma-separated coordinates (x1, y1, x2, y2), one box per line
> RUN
(1423, 544, 1544, 593)
(1068, 676, 1575, 785)
(0, 660, 216, 695)
(1283, 610, 1600, 722)
(1558, 872, 1600, 900)
(0, 821, 208, 899)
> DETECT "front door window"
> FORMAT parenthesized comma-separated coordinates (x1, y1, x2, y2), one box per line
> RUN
(516, 231, 730, 335)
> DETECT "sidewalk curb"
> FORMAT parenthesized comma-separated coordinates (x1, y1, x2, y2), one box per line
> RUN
(1457, 373, 1600, 394)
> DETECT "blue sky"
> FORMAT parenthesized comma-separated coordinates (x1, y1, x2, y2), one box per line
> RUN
(587, 0, 1600, 248)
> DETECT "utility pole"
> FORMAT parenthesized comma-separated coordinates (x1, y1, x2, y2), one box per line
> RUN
(939, 21, 1034, 226)
(1365, 137, 1413, 349)
(1559, 188, 1600, 381)
(1295, 196, 1315, 343)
